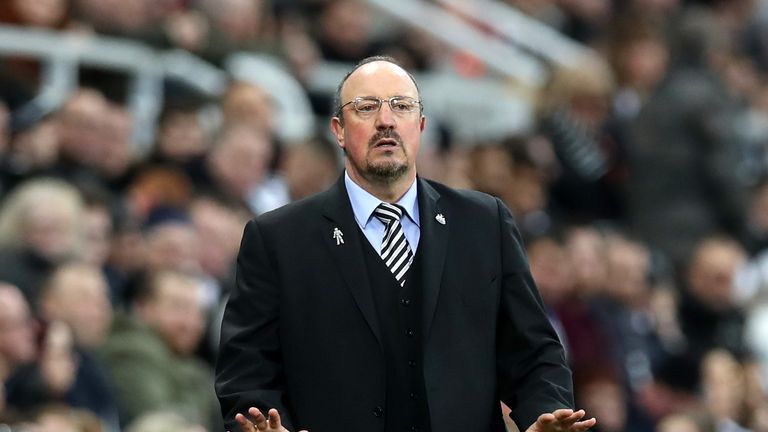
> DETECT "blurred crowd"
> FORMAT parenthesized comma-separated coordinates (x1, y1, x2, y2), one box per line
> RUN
(2, 0, 768, 431)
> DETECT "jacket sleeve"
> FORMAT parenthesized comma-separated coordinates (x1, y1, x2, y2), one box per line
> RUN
(215, 219, 294, 431)
(494, 198, 574, 430)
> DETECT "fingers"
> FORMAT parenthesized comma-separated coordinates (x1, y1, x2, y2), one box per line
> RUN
(572, 417, 597, 431)
(536, 409, 574, 425)
(559, 409, 583, 426)
(554, 408, 578, 421)
(235, 413, 257, 432)
(248, 407, 270, 430)
(236, 408, 285, 432)
(268, 408, 282, 429)
(534, 409, 596, 431)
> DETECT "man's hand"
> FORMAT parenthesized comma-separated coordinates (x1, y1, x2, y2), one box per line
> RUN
(231, 407, 308, 432)
(526, 408, 596, 432)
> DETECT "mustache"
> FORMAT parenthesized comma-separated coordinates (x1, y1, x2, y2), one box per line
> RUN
(368, 129, 403, 147)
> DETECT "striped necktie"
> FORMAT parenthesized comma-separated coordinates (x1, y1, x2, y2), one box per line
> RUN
(373, 202, 414, 287)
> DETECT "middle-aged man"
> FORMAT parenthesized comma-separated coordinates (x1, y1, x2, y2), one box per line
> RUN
(215, 56, 596, 432)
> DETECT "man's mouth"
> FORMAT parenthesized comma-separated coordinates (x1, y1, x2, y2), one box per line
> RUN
(374, 138, 399, 148)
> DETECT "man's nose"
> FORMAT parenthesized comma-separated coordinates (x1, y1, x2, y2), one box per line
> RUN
(374, 103, 396, 129)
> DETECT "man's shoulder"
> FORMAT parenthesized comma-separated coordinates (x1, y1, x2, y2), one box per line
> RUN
(99, 314, 170, 364)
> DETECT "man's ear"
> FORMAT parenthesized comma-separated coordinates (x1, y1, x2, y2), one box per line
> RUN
(420, 115, 426, 132)
(330, 117, 345, 150)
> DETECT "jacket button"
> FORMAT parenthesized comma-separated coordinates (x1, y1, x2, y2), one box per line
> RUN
(373, 406, 384, 417)
(406, 329, 415, 337)
(408, 360, 417, 367)
(400, 298, 411, 306)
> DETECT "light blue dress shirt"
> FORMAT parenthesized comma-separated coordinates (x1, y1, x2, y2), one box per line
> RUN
(344, 171, 420, 254)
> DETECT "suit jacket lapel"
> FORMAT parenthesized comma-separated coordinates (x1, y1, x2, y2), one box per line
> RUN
(321, 177, 383, 349)
(417, 178, 449, 340)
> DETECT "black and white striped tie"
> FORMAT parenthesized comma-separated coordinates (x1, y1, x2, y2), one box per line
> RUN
(374, 203, 414, 287)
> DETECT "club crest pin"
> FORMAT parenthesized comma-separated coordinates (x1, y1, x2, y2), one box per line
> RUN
(332, 227, 344, 245)
(435, 213, 446, 225)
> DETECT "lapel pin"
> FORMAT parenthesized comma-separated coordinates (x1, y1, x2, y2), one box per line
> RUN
(333, 227, 345, 245)
(435, 213, 446, 225)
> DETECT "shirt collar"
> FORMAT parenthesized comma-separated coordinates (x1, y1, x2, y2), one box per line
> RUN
(344, 171, 420, 228)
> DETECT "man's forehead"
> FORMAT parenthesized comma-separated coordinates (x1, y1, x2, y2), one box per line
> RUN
(341, 61, 417, 98)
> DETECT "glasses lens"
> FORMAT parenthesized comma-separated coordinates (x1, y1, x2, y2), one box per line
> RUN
(390, 97, 419, 113)
(354, 98, 381, 113)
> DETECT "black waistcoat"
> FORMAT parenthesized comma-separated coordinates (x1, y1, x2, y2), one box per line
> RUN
(360, 236, 431, 432)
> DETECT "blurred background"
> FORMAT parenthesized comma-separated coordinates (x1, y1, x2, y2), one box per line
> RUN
(1, 0, 768, 431)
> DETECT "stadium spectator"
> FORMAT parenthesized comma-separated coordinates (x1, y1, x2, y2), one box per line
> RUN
(0, 178, 84, 303)
(99, 270, 219, 429)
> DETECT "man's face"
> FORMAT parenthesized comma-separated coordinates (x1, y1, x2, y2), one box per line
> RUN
(142, 274, 205, 356)
(45, 266, 113, 349)
(687, 241, 745, 311)
(331, 61, 425, 186)
(145, 222, 201, 275)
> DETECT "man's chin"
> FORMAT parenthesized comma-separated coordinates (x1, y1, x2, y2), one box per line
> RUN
(366, 161, 409, 182)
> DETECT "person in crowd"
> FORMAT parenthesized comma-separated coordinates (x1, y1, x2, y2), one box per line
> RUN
(525, 231, 572, 355)
(1, 281, 108, 429)
(625, 7, 748, 265)
(655, 412, 709, 432)
(39, 262, 113, 350)
(141, 206, 201, 278)
(32, 404, 104, 432)
(221, 81, 275, 135)
(701, 349, 750, 431)
(278, 139, 340, 201)
(678, 235, 747, 359)
(556, 226, 613, 375)
(575, 372, 627, 432)
(125, 410, 206, 432)
(189, 195, 245, 300)
(537, 56, 627, 223)
(99, 270, 219, 430)
(0, 178, 84, 304)
(203, 122, 287, 215)
(35, 262, 118, 428)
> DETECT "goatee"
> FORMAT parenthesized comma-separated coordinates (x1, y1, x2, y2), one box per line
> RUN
(366, 129, 408, 182)
(367, 161, 408, 182)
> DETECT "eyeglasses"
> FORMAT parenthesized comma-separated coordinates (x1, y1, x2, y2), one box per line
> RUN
(339, 96, 422, 117)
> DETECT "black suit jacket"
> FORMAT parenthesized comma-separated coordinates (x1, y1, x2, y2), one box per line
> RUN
(215, 176, 573, 432)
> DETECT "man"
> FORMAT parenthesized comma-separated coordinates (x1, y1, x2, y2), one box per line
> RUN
(216, 56, 596, 432)
(22, 262, 119, 429)
(99, 271, 219, 429)
(39, 262, 113, 350)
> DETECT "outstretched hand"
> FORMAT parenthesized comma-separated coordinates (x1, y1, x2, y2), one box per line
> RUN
(525, 409, 596, 432)
(231, 407, 308, 432)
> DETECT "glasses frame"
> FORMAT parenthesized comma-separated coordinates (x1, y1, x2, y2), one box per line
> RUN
(338, 96, 423, 118)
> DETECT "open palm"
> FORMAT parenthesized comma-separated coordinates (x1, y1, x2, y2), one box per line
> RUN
(526, 409, 596, 432)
